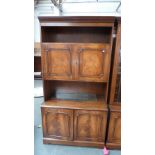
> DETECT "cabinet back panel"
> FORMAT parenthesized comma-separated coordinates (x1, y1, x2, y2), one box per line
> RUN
(41, 27, 112, 43)
(53, 81, 106, 95)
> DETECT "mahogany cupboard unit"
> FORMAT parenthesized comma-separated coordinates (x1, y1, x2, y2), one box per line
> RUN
(39, 16, 115, 148)
(106, 18, 121, 149)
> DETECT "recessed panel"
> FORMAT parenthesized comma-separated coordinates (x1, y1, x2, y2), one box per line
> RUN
(74, 110, 107, 142)
(46, 113, 70, 138)
(79, 49, 104, 77)
(47, 49, 71, 76)
(43, 109, 73, 141)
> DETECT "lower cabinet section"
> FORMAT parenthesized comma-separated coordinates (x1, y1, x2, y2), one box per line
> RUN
(41, 106, 108, 147)
(106, 106, 121, 149)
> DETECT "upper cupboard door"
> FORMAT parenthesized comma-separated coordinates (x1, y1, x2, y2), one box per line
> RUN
(41, 43, 74, 80)
(76, 44, 111, 82)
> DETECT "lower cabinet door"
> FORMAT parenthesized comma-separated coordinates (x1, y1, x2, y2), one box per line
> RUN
(107, 111, 121, 146)
(74, 110, 107, 142)
(42, 108, 73, 141)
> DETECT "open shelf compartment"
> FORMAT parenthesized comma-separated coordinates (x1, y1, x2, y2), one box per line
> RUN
(42, 80, 108, 110)
(41, 26, 112, 43)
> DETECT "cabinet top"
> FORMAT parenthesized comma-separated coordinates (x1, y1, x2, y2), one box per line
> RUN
(38, 16, 120, 23)
(38, 16, 121, 27)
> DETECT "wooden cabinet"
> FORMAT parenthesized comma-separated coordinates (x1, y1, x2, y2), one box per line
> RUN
(74, 110, 107, 142)
(42, 108, 73, 141)
(106, 18, 121, 149)
(39, 16, 118, 148)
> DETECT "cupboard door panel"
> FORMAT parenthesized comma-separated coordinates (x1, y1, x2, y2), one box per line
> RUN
(42, 108, 73, 141)
(76, 44, 111, 82)
(42, 43, 73, 80)
(74, 110, 107, 142)
(107, 111, 121, 144)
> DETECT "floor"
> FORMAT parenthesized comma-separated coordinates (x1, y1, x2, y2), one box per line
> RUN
(34, 80, 121, 155)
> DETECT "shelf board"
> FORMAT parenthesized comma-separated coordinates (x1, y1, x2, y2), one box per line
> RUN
(41, 95, 107, 111)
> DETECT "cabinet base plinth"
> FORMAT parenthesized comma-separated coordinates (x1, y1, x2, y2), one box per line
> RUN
(106, 142, 121, 150)
(43, 138, 105, 148)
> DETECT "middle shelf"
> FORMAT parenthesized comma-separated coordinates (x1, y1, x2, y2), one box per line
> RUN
(42, 95, 107, 111)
